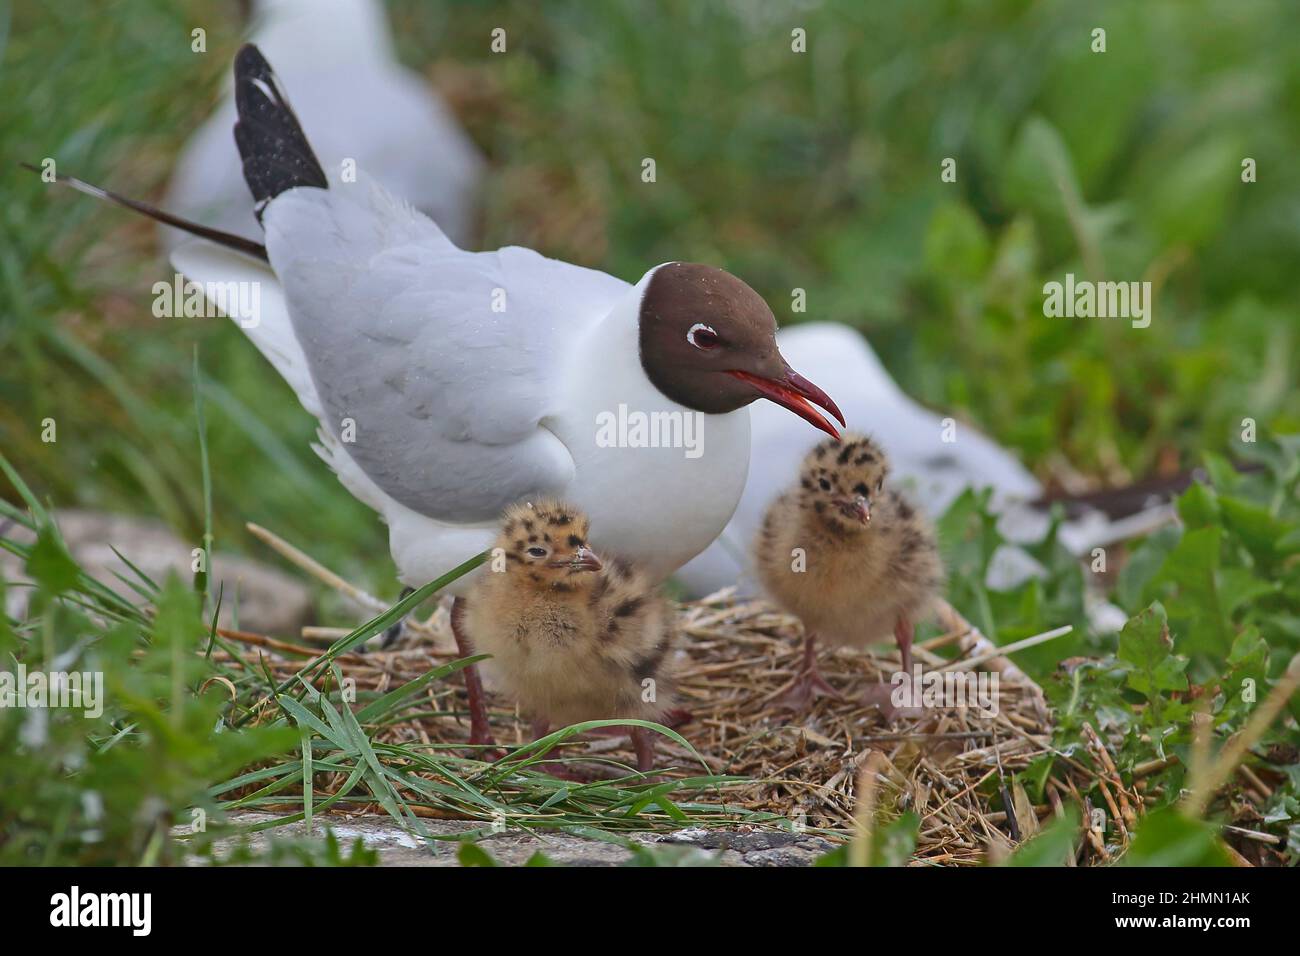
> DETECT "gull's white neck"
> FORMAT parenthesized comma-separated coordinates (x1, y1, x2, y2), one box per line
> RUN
(545, 282, 752, 582)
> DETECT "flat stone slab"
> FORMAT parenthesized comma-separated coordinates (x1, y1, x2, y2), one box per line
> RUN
(219, 812, 837, 866)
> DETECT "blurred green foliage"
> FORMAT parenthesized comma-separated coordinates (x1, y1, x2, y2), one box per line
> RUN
(1040, 437, 1300, 862)
(0, 519, 298, 864)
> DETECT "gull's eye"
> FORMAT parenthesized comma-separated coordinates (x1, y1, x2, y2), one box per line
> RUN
(818, 478, 831, 491)
(687, 323, 720, 350)
(526, 546, 547, 558)
(876, 478, 884, 493)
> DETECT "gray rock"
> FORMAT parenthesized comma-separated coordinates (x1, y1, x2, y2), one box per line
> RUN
(213, 812, 837, 867)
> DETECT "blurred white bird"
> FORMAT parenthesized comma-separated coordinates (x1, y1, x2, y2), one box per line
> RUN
(676, 322, 1174, 599)
(162, 0, 484, 251)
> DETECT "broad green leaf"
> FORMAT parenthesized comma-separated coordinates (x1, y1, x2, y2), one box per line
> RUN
(457, 841, 499, 867)
(26, 524, 79, 595)
(1153, 527, 1231, 655)
(1118, 603, 1188, 700)
(1177, 480, 1219, 529)
(1004, 807, 1080, 867)
(1122, 808, 1231, 867)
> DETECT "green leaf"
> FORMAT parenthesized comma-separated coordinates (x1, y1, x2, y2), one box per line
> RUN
(353, 656, 485, 724)
(1218, 568, 1278, 618)
(1221, 627, 1268, 719)
(1004, 807, 1080, 867)
(1201, 452, 1241, 494)
(1118, 603, 1188, 701)
(1004, 117, 1085, 227)
(923, 202, 990, 282)
(1115, 524, 1179, 613)
(622, 844, 723, 867)
(1177, 480, 1219, 529)
(1145, 136, 1240, 247)
(1019, 756, 1055, 804)
(457, 841, 499, 867)
(1122, 808, 1231, 867)
(1153, 527, 1231, 655)
(26, 524, 79, 595)
(814, 813, 920, 867)
(871, 811, 921, 867)
(1220, 495, 1286, 565)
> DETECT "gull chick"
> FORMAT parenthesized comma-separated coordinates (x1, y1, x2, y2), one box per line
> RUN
(464, 501, 676, 772)
(755, 433, 944, 711)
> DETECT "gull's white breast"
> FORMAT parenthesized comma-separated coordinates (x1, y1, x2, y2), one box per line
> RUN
(546, 301, 751, 583)
(387, 289, 750, 594)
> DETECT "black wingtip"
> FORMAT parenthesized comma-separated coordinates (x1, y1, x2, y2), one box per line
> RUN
(20, 161, 269, 262)
(233, 43, 328, 220)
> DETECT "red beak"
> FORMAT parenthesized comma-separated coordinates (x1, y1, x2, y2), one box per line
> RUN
(727, 362, 844, 440)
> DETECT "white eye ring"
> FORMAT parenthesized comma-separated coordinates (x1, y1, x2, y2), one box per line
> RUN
(687, 323, 719, 349)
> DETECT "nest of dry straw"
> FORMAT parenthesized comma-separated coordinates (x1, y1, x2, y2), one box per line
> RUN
(216, 524, 1144, 865)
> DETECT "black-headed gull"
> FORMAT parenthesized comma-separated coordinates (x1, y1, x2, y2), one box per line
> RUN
(38, 44, 844, 745)
(163, 0, 483, 252)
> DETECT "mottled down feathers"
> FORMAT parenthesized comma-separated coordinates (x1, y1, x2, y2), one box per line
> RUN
(464, 500, 676, 727)
(756, 434, 944, 649)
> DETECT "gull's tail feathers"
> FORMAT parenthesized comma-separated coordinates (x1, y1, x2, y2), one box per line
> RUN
(20, 163, 268, 261)
(233, 43, 328, 218)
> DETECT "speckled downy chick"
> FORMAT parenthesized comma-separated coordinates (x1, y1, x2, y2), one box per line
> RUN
(464, 500, 676, 772)
(756, 433, 944, 711)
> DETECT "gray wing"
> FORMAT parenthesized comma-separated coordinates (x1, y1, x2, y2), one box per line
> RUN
(263, 177, 630, 522)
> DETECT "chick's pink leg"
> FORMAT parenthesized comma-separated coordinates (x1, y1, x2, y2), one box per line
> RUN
(865, 616, 921, 716)
(776, 631, 841, 710)
(894, 616, 915, 677)
(631, 725, 655, 773)
(451, 597, 496, 748)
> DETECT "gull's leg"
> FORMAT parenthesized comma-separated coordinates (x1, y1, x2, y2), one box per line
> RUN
(451, 597, 495, 747)
(775, 631, 841, 711)
(378, 586, 415, 649)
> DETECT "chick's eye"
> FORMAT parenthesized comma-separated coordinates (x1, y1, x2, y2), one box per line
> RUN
(818, 478, 831, 491)
(687, 323, 719, 350)
(526, 547, 547, 558)
(876, 479, 884, 493)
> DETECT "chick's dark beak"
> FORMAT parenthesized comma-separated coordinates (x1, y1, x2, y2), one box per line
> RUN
(835, 495, 871, 524)
(555, 545, 602, 573)
(726, 360, 844, 440)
